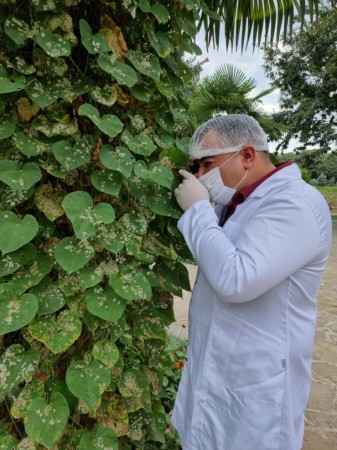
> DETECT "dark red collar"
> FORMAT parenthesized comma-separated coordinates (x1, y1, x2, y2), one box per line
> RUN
(220, 160, 293, 226)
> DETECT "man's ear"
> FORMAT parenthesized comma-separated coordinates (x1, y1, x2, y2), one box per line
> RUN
(241, 145, 255, 167)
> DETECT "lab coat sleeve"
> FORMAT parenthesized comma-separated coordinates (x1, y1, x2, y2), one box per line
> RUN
(177, 196, 322, 303)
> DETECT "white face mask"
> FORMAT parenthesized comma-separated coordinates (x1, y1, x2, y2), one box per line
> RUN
(199, 151, 248, 205)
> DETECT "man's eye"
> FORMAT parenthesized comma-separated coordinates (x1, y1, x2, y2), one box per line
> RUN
(189, 162, 199, 174)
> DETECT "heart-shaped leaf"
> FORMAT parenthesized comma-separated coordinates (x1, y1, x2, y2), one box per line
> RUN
(32, 115, 78, 137)
(0, 118, 15, 140)
(109, 265, 152, 301)
(11, 379, 45, 419)
(29, 310, 82, 353)
(90, 170, 123, 196)
(127, 50, 162, 81)
(13, 131, 52, 156)
(6, 251, 53, 295)
(54, 237, 95, 273)
(1, 185, 35, 210)
(155, 110, 174, 132)
(93, 340, 119, 369)
(159, 146, 189, 168)
(66, 359, 111, 415)
(62, 191, 115, 239)
(0, 67, 26, 93)
(133, 304, 166, 340)
(96, 223, 124, 253)
(150, 4, 169, 23)
(25, 79, 60, 108)
(121, 130, 157, 156)
(90, 84, 117, 106)
(79, 19, 110, 54)
(0, 160, 42, 191)
(130, 83, 154, 102)
(118, 368, 151, 413)
(0, 211, 38, 254)
(0, 288, 38, 335)
(86, 285, 126, 323)
(30, 276, 66, 316)
(100, 144, 135, 178)
(36, 29, 72, 57)
(24, 392, 69, 449)
(4, 16, 33, 45)
(79, 426, 118, 450)
(78, 265, 104, 289)
(98, 53, 137, 87)
(0, 344, 39, 397)
(78, 103, 123, 138)
(146, 186, 181, 218)
(52, 135, 93, 170)
(34, 184, 65, 221)
(133, 161, 174, 189)
(0, 243, 37, 278)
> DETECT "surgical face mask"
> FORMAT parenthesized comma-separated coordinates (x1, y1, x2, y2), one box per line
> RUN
(199, 152, 248, 205)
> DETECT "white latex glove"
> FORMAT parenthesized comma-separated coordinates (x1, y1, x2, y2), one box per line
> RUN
(175, 169, 210, 212)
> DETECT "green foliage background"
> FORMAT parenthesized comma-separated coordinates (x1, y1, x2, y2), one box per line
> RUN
(0, 0, 201, 448)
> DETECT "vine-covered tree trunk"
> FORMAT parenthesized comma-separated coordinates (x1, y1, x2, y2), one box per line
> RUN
(0, 1, 201, 448)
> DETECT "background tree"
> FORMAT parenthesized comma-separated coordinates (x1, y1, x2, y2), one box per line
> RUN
(263, 6, 337, 151)
(189, 63, 284, 139)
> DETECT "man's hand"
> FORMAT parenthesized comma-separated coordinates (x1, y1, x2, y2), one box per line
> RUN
(174, 169, 210, 212)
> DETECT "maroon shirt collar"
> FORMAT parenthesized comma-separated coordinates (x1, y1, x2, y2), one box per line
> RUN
(219, 160, 293, 226)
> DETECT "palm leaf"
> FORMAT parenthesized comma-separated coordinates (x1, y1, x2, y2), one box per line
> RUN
(199, 0, 318, 50)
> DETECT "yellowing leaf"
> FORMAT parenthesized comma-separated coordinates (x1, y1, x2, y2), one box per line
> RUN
(16, 97, 40, 122)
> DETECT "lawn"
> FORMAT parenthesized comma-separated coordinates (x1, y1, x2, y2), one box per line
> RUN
(316, 186, 337, 219)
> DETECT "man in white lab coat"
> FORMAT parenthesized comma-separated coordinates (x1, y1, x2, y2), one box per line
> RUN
(172, 114, 332, 450)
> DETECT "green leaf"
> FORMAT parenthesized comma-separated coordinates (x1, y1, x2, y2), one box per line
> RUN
(6, 251, 53, 295)
(62, 191, 115, 240)
(52, 135, 93, 170)
(93, 340, 119, 369)
(133, 304, 166, 340)
(79, 426, 118, 450)
(96, 223, 124, 253)
(0, 118, 15, 140)
(147, 30, 174, 58)
(146, 186, 181, 218)
(100, 144, 135, 178)
(11, 379, 45, 419)
(78, 103, 124, 138)
(32, 115, 78, 137)
(0, 161, 41, 191)
(0, 211, 38, 254)
(66, 359, 111, 415)
(127, 50, 162, 82)
(0, 432, 17, 448)
(138, 0, 151, 12)
(29, 310, 82, 353)
(98, 54, 138, 88)
(133, 161, 174, 189)
(0, 344, 39, 397)
(1, 185, 35, 210)
(0, 67, 26, 93)
(118, 209, 149, 236)
(159, 147, 189, 169)
(0, 243, 36, 277)
(109, 265, 152, 301)
(118, 369, 151, 413)
(36, 29, 72, 57)
(24, 392, 69, 449)
(13, 131, 52, 156)
(4, 16, 32, 45)
(30, 277, 66, 316)
(91, 169, 123, 196)
(175, 11, 197, 37)
(79, 19, 110, 54)
(34, 184, 65, 221)
(155, 110, 174, 133)
(130, 83, 154, 102)
(54, 237, 95, 273)
(90, 84, 117, 106)
(86, 286, 126, 323)
(121, 130, 157, 156)
(25, 79, 60, 108)
(0, 289, 38, 335)
(150, 4, 169, 24)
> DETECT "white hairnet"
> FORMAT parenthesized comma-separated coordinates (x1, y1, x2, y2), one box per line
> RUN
(189, 114, 268, 160)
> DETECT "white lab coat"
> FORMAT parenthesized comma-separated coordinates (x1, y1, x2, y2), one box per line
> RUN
(171, 164, 332, 450)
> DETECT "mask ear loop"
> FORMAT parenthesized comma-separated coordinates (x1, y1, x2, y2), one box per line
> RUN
(234, 169, 248, 190)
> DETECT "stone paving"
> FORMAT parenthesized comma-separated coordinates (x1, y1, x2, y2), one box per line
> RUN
(168, 221, 337, 450)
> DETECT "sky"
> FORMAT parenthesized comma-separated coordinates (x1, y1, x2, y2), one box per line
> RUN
(194, 33, 297, 152)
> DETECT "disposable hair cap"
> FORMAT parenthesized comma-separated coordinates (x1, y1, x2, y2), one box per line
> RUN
(189, 114, 268, 160)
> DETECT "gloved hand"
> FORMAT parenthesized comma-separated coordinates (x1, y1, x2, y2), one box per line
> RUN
(174, 169, 210, 212)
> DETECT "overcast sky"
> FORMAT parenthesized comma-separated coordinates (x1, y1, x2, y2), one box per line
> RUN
(194, 34, 298, 152)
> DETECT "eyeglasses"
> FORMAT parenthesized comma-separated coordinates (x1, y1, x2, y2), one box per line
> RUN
(189, 161, 200, 174)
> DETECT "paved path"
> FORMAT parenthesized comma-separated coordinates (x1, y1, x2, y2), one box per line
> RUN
(169, 221, 337, 449)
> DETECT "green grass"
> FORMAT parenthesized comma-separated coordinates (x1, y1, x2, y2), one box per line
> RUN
(316, 186, 337, 216)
